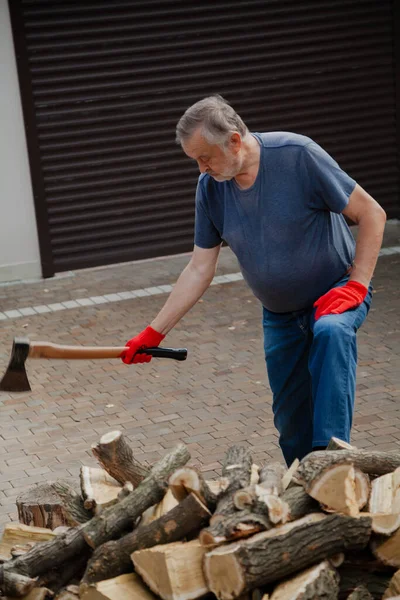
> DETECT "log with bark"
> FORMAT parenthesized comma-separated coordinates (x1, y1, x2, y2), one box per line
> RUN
(0, 444, 190, 597)
(203, 513, 372, 599)
(91, 430, 150, 487)
(294, 453, 370, 514)
(296, 449, 400, 479)
(16, 480, 91, 529)
(209, 446, 253, 526)
(81, 492, 211, 587)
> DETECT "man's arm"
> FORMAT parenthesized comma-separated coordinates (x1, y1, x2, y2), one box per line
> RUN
(342, 183, 386, 287)
(151, 243, 221, 335)
(314, 184, 386, 320)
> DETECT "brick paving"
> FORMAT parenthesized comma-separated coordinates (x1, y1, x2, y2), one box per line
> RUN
(0, 231, 399, 534)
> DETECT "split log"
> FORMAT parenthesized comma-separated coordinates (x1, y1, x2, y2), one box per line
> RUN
(327, 437, 357, 451)
(0, 444, 190, 597)
(16, 481, 90, 529)
(371, 527, 400, 568)
(361, 513, 400, 537)
(281, 459, 299, 491)
(346, 586, 373, 600)
(0, 523, 56, 562)
(81, 493, 210, 586)
(338, 565, 393, 599)
(80, 467, 122, 512)
(210, 446, 253, 525)
(383, 570, 400, 599)
(269, 561, 339, 600)
(203, 513, 372, 599)
(366, 468, 400, 535)
(168, 467, 218, 511)
(296, 449, 400, 479)
(91, 431, 150, 487)
(55, 592, 80, 600)
(55, 584, 80, 599)
(294, 454, 370, 514)
(14, 588, 52, 600)
(199, 510, 272, 546)
(80, 573, 157, 600)
(139, 489, 179, 527)
(132, 539, 209, 600)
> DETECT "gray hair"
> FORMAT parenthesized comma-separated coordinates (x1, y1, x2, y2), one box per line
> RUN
(176, 95, 248, 147)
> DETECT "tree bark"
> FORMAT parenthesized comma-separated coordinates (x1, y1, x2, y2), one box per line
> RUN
(17, 481, 90, 529)
(281, 485, 321, 521)
(204, 513, 372, 599)
(0, 444, 190, 596)
(91, 430, 150, 487)
(199, 510, 271, 546)
(210, 446, 253, 526)
(81, 493, 210, 586)
(296, 450, 400, 479)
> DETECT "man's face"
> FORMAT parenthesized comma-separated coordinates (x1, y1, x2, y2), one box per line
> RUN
(182, 128, 242, 182)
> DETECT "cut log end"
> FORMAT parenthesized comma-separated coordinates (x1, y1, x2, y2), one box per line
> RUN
(269, 561, 339, 600)
(204, 545, 244, 600)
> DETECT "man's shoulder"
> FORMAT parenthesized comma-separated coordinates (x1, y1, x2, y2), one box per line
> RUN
(254, 131, 313, 149)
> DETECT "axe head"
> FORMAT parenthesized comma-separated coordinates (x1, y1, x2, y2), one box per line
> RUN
(0, 338, 31, 392)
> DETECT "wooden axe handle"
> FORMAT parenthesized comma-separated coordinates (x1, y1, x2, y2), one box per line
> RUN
(29, 341, 127, 359)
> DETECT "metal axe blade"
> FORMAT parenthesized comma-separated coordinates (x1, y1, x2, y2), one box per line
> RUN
(0, 338, 31, 392)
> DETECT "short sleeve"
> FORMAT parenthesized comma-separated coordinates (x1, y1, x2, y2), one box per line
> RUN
(194, 176, 222, 249)
(303, 142, 356, 213)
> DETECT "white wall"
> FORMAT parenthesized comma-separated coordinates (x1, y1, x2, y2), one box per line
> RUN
(0, 0, 42, 283)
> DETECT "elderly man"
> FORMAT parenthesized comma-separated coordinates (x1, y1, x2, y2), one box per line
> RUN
(122, 95, 386, 465)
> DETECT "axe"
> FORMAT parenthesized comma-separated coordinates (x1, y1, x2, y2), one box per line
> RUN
(0, 337, 187, 393)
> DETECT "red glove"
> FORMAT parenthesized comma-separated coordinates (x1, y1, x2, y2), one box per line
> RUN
(314, 281, 368, 321)
(121, 325, 165, 364)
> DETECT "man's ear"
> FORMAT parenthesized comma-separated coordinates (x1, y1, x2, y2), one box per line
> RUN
(229, 132, 242, 154)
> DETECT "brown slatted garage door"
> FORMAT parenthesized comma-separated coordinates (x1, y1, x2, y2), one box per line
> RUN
(9, 0, 400, 277)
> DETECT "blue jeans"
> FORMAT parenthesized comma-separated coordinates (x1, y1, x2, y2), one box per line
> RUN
(262, 275, 373, 466)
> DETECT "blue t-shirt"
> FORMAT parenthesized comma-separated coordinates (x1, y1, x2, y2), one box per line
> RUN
(194, 132, 356, 313)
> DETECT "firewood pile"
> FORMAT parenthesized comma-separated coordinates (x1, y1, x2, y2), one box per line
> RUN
(1, 432, 400, 600)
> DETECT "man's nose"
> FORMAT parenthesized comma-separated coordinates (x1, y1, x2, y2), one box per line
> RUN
(197, 160, 208, 174)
